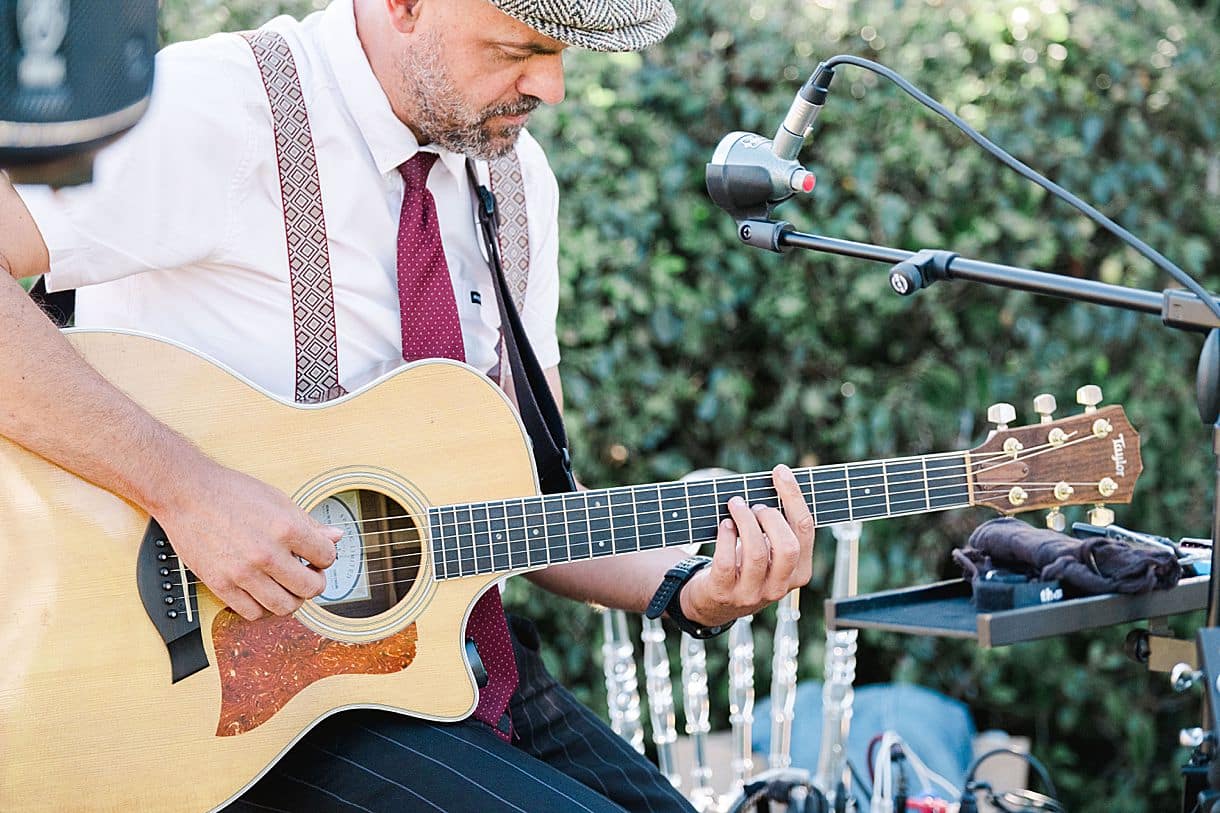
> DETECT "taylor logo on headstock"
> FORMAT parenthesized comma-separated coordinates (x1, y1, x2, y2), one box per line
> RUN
(1112, 435, 1128, 477)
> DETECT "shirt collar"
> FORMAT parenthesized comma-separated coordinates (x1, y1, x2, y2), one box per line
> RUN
(319, 0, 469, 181)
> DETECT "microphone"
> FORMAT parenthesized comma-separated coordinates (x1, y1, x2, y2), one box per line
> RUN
(705, 63, 835, 222)
(0, 1, 157, 187)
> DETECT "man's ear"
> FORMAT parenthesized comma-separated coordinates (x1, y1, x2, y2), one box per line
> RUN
(385, 0, 425, 34)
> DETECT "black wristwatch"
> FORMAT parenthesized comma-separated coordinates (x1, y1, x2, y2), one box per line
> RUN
(644, 556, 731, 639)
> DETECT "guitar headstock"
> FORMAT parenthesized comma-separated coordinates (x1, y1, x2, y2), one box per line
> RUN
(967, 390, 1142, 518)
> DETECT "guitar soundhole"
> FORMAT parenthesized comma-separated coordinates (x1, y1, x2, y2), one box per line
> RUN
(307, 490, 422, 620)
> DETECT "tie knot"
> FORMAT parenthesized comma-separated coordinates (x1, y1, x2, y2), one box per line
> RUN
(399, 151, 438, 187)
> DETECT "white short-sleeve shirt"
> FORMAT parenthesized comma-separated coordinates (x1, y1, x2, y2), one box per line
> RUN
(21, 0, 561, 402)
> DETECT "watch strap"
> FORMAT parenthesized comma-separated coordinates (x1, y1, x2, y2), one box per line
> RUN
(644, 556, 731, 639)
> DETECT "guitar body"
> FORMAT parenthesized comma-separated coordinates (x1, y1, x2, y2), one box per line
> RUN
(0, 331, 539, 812)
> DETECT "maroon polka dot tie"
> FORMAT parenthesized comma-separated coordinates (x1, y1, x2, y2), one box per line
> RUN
(397, 152, 518, 739)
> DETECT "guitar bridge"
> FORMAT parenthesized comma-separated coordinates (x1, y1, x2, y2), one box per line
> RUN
(135, 518, 208, 683)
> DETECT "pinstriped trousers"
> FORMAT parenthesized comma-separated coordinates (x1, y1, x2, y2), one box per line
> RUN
(230, 616, 696, 812)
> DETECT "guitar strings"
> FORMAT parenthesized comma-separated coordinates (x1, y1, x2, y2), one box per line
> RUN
(299, 445, 1049, 535)
(165, 476, 1092, 594)
(358, 434, 1099, 556)
(163, 432, 1108, 593)
(162, 479, 1096, 604)
(163, 430, 1118, 593)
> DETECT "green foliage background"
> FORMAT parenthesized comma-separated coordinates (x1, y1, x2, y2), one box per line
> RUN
(166, 2, 1220, 809)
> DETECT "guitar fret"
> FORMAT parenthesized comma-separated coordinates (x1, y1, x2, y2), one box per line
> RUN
(881, 461, 892, 516)
(488, 502, 510, 571)
(644, 483, 663, 546)
(545, 496, 568, 565)
(446, 505, 464, 574)
(685, 479, 718, 543)
(683, 480, 695, 545)
(506, 499, 527, 568)
(659, 482, 691, 551)
(450, 506, 469, 578)
(565, 494, 573, 564)
(720, 475, 747, 507)
(583, 492, 596, 559)
(920, 457, 930, 510)
(886, 460, 928, 514)
(539, 497, 550, 566)
(431, 507, 446, 576)
(798, 469, 817, 525)
(564, 493, 591, 561)
(431, 510, 448, 580)
(525, 496, 548, 567)
(453, 506, 469, 578)
(588, 492, 611, 556)
(847, 463, 886, 520)
(742, 474, 757, 505)
(630, 486, 641, 552)
(927, 455, 970, 509)
(811, 465, 849, 525)
(609, 488, 635, 556)
(745, 473, 780, 510)
(844, 467, 854, 520)
(483, 510, 496, 573)
(462, 505, 488, 575)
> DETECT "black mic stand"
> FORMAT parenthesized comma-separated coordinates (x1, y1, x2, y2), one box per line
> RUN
(734, 216, 1220, 813)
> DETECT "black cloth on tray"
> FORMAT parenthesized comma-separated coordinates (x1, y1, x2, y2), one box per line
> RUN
(952, 517, 1181, 596)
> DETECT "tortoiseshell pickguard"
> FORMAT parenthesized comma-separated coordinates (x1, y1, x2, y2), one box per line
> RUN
(212, 610, 419, 736)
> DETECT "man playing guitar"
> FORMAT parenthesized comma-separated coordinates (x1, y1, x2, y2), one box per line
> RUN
(0, 1, 815, 809)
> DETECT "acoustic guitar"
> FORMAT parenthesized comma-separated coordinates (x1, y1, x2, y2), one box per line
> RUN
(0, 330, 1142, 811)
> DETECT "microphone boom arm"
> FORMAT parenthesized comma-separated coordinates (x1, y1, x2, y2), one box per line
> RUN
(738, 218, 1217, 332)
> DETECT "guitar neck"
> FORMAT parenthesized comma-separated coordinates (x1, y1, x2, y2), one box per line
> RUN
(428, 452, 971, 579)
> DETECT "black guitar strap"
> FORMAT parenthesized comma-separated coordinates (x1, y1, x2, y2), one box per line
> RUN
(466, 158, 576, 496)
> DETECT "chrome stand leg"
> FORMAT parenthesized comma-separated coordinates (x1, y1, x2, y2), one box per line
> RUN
(602, 609, 644, 753)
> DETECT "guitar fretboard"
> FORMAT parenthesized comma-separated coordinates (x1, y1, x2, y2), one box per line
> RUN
(428, 453, 970, 580)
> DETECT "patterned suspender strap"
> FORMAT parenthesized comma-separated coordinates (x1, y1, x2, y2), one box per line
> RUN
(484, 153, 531, 386)
(241, 30, 346, 404)
(486, 154, 530, 313)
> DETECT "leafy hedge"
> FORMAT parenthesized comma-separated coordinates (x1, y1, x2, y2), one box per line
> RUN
(163, 2, 1220, 809)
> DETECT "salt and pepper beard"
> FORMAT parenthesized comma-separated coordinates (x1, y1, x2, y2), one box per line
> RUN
(397, 29, 540, 159)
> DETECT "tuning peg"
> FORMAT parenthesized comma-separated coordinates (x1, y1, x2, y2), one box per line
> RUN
(1076, 385, 1103, 414)
(1046, 508, 1067, 533)
(1089, 504, 1115, 527)
(987, 402, 1016, 430)
(1033, 394, 1057, 424)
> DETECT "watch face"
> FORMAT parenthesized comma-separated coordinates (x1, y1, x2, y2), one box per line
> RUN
(309, 496, 371, 604)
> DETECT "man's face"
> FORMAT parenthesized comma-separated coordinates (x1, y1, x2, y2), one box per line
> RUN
(395, 0, 567, 159)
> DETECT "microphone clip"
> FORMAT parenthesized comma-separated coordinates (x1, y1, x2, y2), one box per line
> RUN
(736, 219, 792, 253)
(888, 249, 958, 296)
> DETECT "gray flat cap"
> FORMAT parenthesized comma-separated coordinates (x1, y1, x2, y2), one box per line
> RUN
(488, 0, 676, 52)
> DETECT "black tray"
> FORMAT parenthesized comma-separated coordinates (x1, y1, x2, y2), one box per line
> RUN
(824, 576, 1210, 647)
